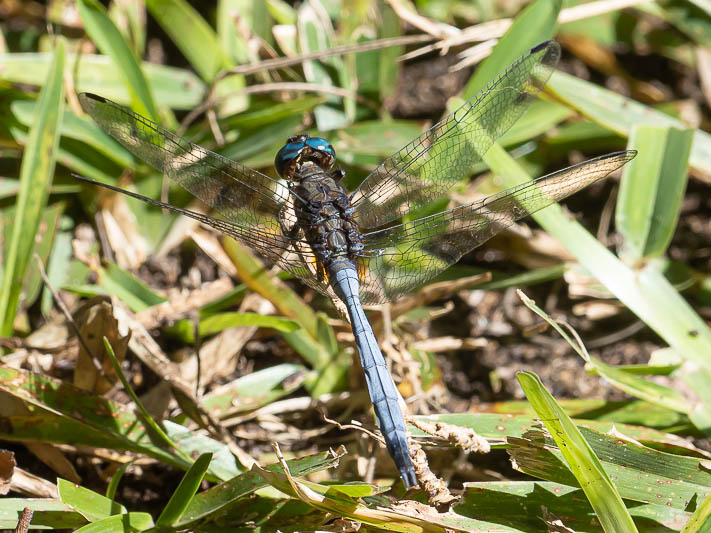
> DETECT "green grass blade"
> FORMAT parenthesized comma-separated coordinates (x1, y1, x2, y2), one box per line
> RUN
(145, 0, 227, 82)
(222, 238, 349, 395)
(97, 263, 167, 312)
(102, 337, 190, 461)
(0, 52, 204, 109)
(483, 143, 711, 374)
(105, 459, 135, 500)
(517, 371, 639, 533)
(617, 126, 694, 261)
(223, 238, 318, 337)
(73, 512, 153, 532)
(0, 39, 64, 336)
(681, 490, 711, 532)
(0, 499, 87, 529)
(547, 70, 711, 175)
(156, 452, 213, 527)
(199, 312, 300, 336)
(518, 291, 694, 414)
(175, 450, 341, 527)
(463, 0, 561, 99)
(58, 478, 126, 521)
(77, 0, 158, 120)
(297, 2, 349, 130)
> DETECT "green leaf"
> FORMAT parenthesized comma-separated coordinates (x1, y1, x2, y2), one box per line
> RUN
(0, 367, 189, 469)
(156, 452, 213, 526)
(518, 291, 694, 415)
(617, 125, 693, 261)
(681, 489, 711, 532)
(162, 421, 244, 481)
(201, 363, 308, 418)
(73, 512, 153, 532)
(463, 0, 561, 99)
(105, 459, 135, 500)
(97, 263, 167, 312)
(517, 372, 639, 532)
(77, 0, 158, 120)
(10, 101, 133, 168)
(509, 424, 711, 511)
(175, 449, 342, 527)
(0, 499, 87, 530)
(200, 312, 300, 336)
(297, 2, 349, 130)
(0, 53, 204, 109)
(145, 0, 228, 82)
(58, 478, 126, 522)
(0, 39, 64, 335)
(547, 70, 711, 176)
(457, 481, 690, 533)
(483, 143, 711, 412)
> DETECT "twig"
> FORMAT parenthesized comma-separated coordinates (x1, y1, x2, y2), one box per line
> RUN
(217, 34, 436, 79)
(320, 409, 384, 445)
(34, 254, 102, 373)
(13, 507, 33, 533)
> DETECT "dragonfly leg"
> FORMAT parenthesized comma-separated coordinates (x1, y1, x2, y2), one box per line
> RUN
(329, 259, 418, 489)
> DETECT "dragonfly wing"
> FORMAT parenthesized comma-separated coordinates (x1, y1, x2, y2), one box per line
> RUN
(75, 175, 334, 296)
(79, 93, 298, 234)
(78, 94, 335, 295)
(356, 151, 636, 305)
(350, 41, 560, 229)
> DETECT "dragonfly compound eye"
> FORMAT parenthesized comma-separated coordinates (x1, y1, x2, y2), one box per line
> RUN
(274, 136, 336, 179)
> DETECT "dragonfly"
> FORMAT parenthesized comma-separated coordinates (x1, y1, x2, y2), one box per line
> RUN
(77, 40, 635, 489)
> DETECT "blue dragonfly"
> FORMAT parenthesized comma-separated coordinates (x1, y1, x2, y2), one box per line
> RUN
(76, 41, 635, 488)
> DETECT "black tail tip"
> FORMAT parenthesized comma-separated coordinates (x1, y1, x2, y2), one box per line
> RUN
(78, 92, 106, 103)
(531, 40, 554, 54)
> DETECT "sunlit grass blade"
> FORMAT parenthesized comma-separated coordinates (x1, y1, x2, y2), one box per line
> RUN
(57, 478, 126, 521)
(102, 337, 190, 462)
(77, 0, 158, 121)
(0, 53, 204, 109)
(518, 290, 694, 414)
(0, 499, 87, 530)
(156, 452, 213, 527)
(617, 126, 693, 261)
(223, 238, 350, 396)
(547, 70, 711, 174)
(297, 2, 350, 129)
(145, 0, 227, 82)
(483, 143, 711, 406)
(98, 263, 167, 312)
(680, 490, 711, 532)
(174, 449, 343, 527)
(72, 512, 153, 532)
(0, 39, 64, 336)
(517, 371, 638, 532)
(463, 0, 561, 98)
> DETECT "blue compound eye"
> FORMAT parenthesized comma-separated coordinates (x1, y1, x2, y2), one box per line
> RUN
(274, 139, 307, 178)
(274, 135, 336, 178)
(305, 137, 335, 159)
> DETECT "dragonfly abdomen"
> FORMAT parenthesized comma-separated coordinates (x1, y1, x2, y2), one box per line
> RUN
(329, 258, 418, 488)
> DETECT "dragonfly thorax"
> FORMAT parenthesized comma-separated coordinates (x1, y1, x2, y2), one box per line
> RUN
(293, 169, 363, 269)
(274, 134, 336, 181)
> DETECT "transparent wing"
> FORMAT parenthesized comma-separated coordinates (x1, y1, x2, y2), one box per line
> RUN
(75, 175, 336, 297)
(350, 41, 561, 229)
(78, 93, 334, 296)
(79, 93, 302, 234)
(355, 151, 636, 305)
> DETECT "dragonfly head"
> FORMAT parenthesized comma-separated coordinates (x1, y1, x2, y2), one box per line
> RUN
(275, 134, 336, 180)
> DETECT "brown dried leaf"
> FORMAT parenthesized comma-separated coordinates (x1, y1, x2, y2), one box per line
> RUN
(73, 296, 130, 394)
(0, 449, 16, 495)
